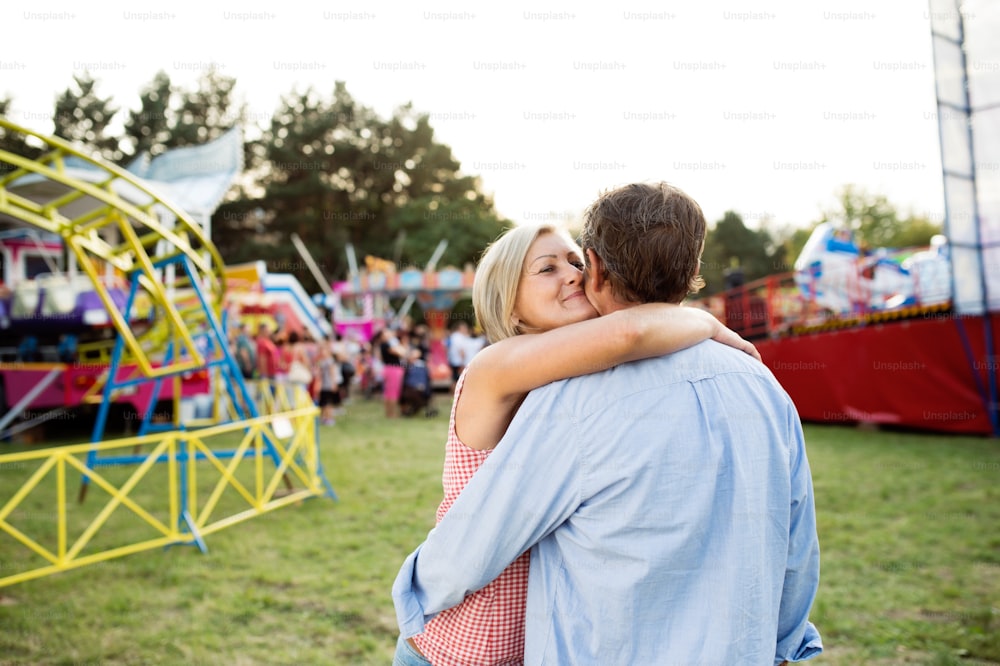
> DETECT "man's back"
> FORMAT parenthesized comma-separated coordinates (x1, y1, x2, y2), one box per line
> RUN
(512, 340, 821, 664)
(393, 339, 822, 665)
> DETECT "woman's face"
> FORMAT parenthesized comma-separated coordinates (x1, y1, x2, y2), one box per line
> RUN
(512, 232, 598, 333)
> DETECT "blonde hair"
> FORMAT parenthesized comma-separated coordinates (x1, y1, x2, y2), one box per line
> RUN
(473, 223, 572, 343)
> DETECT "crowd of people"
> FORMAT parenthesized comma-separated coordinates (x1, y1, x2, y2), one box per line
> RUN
(367, 320, 485, 420)
(228, 321, 360, 426)
(226, 317, 487, 425)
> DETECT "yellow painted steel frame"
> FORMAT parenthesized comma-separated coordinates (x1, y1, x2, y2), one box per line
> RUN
(0, 121, 332, 587)
(0, 118, 226, 384)
(0, 385, 321, 588)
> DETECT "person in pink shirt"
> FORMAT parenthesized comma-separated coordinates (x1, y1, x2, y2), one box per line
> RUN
(394, 223, 760, 666)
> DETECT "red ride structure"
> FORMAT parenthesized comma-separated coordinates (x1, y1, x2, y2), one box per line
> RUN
(699, 263, 997, 436)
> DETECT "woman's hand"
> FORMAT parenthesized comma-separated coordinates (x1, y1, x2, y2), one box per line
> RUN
(710, 320, 762, 361)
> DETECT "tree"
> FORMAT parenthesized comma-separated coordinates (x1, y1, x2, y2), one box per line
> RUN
(121, 71, 173, 159)
(165, 69, 243, 148)
(700, 211, 785, 295)
(0, 98, 43, 175)
(120, 69, 246, 160)
(52, 72, 122, 162)
(880, 213, 941, 248)
(215, 82, 509, 292)
(39, 69, 247, 170)
(389, 196, 510, 270)
(762, 186, 945, 275)
(780, 226, 816, 269)
(818, 184, 940, 250)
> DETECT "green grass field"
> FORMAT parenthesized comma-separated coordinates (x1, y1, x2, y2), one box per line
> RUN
(0, 396, 998, 665)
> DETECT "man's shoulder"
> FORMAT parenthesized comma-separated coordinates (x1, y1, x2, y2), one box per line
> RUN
(600, 339, 770, 376)
(529, 340, 776, 403)
(665, 339, 774, 375)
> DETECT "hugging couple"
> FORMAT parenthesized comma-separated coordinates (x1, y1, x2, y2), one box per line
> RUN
(391, 182, 823, 666)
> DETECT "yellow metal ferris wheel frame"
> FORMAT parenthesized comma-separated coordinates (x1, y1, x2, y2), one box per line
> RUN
(0, 117, 227, 378)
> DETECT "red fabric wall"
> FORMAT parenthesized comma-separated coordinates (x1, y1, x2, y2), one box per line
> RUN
(757, 312, 1000, 435)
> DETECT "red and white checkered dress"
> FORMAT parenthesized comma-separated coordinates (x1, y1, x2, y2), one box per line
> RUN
(412, 370, 529, 666)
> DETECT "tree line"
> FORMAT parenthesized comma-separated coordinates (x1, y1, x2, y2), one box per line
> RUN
(0, 70, 941, 298)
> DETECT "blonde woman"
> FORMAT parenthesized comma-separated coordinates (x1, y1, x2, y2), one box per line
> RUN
(393, 223, 759, 666)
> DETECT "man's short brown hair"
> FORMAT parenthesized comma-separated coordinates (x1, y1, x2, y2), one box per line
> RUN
(579, 182, 707, 304)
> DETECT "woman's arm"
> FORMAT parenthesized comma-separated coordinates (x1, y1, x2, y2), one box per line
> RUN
(470, 303, 758, 401)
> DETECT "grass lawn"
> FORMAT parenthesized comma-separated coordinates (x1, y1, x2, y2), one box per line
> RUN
(0, 395, 998, 665)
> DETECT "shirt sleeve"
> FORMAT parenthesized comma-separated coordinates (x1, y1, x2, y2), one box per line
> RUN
(775, 402, 824, 664)
(392, 384, 583, 638)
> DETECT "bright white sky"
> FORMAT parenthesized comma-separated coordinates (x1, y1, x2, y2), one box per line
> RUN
(1, 0, 947, 234)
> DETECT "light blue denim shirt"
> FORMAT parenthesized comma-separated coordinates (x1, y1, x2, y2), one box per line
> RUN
(394, 340, 823, 665)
